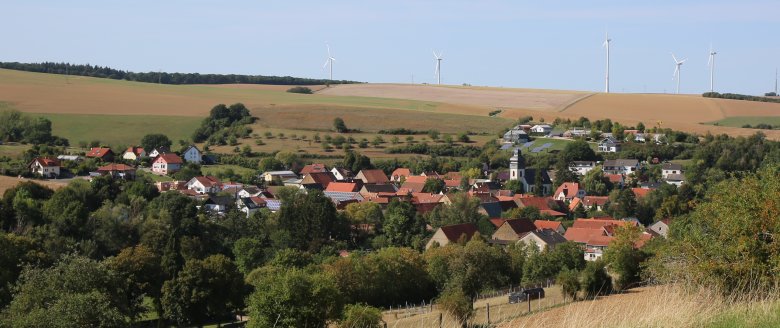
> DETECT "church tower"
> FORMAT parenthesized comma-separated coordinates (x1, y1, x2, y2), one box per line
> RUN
(509, 148, 525, 181)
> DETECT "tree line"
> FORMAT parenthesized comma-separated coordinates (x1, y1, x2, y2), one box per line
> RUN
(0, 62, 360, 85)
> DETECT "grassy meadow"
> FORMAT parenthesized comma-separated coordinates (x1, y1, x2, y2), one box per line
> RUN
(41, 113, 202, 147)
(707, 116, 780, 128)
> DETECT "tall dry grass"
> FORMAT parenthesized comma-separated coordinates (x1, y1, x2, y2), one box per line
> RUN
(498, 284, 780, 328)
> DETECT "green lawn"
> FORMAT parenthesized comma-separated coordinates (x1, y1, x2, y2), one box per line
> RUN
(706, 116, 780, 128)
(40, 113, 201, 149)
(201, 164, 257, 177)
(521, 137, 575, 155)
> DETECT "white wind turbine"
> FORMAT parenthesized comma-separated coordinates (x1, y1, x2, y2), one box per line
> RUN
(433, 51, 443, 85)
(671, 53, 687, 94)
(707, 45, 717, 92)
(603, 32, 612, 93)
(323, 44, 336, 80)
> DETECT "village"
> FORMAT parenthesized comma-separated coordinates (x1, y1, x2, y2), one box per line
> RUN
(25, 121, 686, 263)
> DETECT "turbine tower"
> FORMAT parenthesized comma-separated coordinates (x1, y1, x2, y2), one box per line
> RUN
(433, 51, 443, 85)
(707, 45, 717, 92)
(323, 44, 336, 80)
(671, 53, 687, 94)
(603, 32, 611, 93)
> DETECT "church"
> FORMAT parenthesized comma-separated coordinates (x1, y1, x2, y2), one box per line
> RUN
(509, 148, 552, 194)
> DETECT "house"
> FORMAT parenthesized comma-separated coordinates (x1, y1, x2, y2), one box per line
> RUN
(514, 196, 565, 216)
(356, 169, 390, 185)
(237, 196, 266, 217)
(563, 127, 590, 138)
(584, 235, 614, 261)
(491, 218, 537, 242)
(28, 157, 60, 178)
(665, 173, 685, 186)
(301, 172, 337, 190)
(631, 187, 652, 199)
(508, 149, 552, 195)
(530, 124, 553, 135)
(478, 202, 504, 218)
(603, 159, 640, 175)
(400, 176, 435, 193)
(648, 219, 671, 238)
(597, 137, 621, 153)
(661, 163, 683, 179)
(330, 167, 353, 181)
(182, 145, 202, 164)
(426, 222, 480, 249)
(582, 196, 609, 211)
(300, 163, 328, 175)
(569, 161, 596, 176)
(553, 182, 586, 202)
(185, 176, 222, 194)
(323, 191, 364, 205)
(203, 195, 233, 213)
(534, 220, 566, 235)
(86, 147, 114, 162)
(262, 171, 298, 182)
(152, 153, 184, 175)
(359, 183, 398, 199)
(122, 146, 146, 161)
(96, 163, 136, 179)
(148, 147, 170, 158)
(390, 168, 412, 182)
(519, 229, 568, 251)
(503, 126, 530, 144)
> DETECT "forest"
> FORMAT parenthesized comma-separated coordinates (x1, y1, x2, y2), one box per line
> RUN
(0, 62, 360, 85)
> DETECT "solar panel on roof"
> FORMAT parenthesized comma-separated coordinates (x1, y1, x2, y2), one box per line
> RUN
(521, 141, 534, 148)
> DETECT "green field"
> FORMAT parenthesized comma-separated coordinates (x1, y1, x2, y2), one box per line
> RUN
(201, 164, 257, 177)
(520, 137, 576, 155)
(40, 113, 202, 148)
(706, 116, 780, 128)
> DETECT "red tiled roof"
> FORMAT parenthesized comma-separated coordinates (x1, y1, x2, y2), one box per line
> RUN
(569, 197, 583, 211)
(303, 172, 336, 189)
(444, 179, 461, 188)
(515, 196, 556, 211)
(412, 193, 443, 204)
(605, 174, 624, 183)
(631, 188, 652, 199)
(155, 153, 183, 164)
(300, 163, 328, 175)
(124, 146, 145, 156)
(32, 157, 60, 167)
(415, 202, 441, 214)
(358, 169, 390, 184)
(97, 163, 135, 172)
(326, 182, 359, 192)
(401, 176, 430, 192)
(540, 209, 567, 217)
(86, 147, 112, 158)
(534, 220, 563, 231)
(193, 176, 221, 188)
(554, 182, 582, 200)
(489, 218, 506, 228)
(444, 172, 462, 180)
(391, 168, 412, 179)
(440, 223, 480, 242)
(587, 235, 614, 247)
(583, 196, 609, 207)
(564, 227, 607, 244)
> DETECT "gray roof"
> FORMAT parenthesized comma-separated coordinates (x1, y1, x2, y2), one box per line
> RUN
(362, 184, 398, 193)
(525, 229, 568, 245)
(265, 199, 282, 211)
(665, 173, 685, 181)
(521, 168, 552, 186)
(604, 159, 639, 167)
(480, 202, 504, 218)
(662, 163, 683, 171)
(324, 191, 364, 202)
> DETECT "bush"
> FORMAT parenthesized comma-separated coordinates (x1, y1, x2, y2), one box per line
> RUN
(339, 304, 382, 328)
(580, 260, 612, 298)
(558, 269, 580, 301)
(286, 86, 313, 94)
(437, 288, 473, 327)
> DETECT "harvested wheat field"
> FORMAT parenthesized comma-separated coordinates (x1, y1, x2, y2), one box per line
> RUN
(319, 83, 590, 113)
(0, 175, 67, 195)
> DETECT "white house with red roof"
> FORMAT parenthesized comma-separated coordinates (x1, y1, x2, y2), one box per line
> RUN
(390, 168, 412, 182)
(185, 176, 223, 194)
(152, 153, 183, 175)
(96, 163, 136, 179)
(553, 182, 586, 202)
(28, 157, 60, 178)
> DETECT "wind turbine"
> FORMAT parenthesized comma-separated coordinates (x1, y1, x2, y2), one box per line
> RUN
(433, 51, 443, 85)
(707, 45, 717, 92)
(323, 44, 336, 80)
(671, 53, 687, 94)
(603, 32, 611, 93)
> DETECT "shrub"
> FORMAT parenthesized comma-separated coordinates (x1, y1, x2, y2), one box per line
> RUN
(339, 304, 382, 328)
(286, 86, 313, 94)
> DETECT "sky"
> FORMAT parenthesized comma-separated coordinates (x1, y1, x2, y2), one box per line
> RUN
(2, 0, 779, 95)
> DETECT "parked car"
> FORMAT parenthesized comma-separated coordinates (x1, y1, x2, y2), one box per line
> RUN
(508, 288, 546, 304)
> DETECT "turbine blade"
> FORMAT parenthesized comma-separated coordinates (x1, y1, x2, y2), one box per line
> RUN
(323, 59, 330, 69)
(327, 44, 331, 57)
(680, 58, 688, 64)
(433, 50, 438, 59)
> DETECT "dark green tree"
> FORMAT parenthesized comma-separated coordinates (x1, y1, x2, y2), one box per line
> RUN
(140, 134, 172, 153)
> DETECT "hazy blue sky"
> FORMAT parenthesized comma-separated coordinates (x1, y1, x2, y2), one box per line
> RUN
(2, 1, 779, 94)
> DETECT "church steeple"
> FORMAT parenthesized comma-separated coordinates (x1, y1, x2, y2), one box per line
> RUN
(509, 148, 525, 181)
